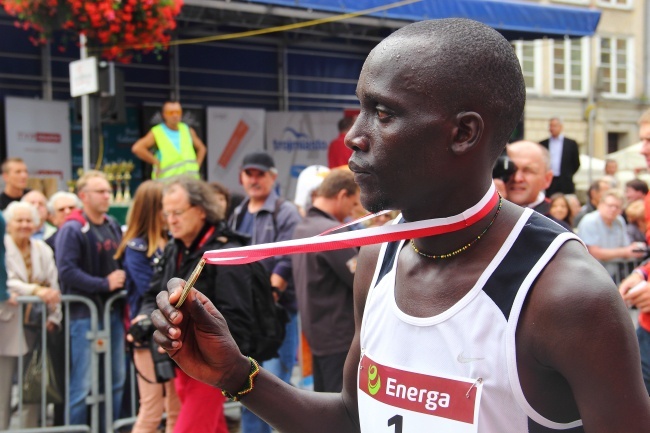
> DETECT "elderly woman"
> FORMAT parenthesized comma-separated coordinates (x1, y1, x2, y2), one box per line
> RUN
(0, 201, 61, 429)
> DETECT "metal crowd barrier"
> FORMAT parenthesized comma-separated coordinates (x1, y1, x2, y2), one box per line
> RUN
(7, 292, 139, 433)
(603, 258, 645, 286)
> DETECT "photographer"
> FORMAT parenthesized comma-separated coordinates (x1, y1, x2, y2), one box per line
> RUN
(138, 177, 260, 433)
(115, 181, 179, 433)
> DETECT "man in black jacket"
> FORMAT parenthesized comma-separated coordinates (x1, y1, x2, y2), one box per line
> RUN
(539, 117, 581, 195)
(138, 176, 258, 433)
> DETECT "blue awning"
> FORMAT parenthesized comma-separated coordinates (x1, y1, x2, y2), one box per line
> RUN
(246, 0, 602, 39)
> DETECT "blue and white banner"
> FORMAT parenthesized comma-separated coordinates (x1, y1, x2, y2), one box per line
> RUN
(266, 111, 341, 198)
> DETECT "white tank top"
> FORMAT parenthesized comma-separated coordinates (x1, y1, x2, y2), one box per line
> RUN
(358, 209, 585, 433)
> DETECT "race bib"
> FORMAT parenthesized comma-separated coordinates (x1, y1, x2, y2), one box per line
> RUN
(358, 353, 482, 433)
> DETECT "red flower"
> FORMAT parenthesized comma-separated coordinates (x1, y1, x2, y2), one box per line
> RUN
(1, 0, 183, 63)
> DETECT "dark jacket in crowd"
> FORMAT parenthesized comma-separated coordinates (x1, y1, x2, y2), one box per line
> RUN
(139, 221, 257, 355)
(291, 206, 357, 356)
(228, 189, 301, 314)
(55, 209, 123, 319)
(540, 136, 580, 195)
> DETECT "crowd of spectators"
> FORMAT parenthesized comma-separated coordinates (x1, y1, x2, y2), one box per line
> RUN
(3, 109, 650, 432)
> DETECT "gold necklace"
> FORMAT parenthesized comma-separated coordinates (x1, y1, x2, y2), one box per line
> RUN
(410, 196, 502, 259)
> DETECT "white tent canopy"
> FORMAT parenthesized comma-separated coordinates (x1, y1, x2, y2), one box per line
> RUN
(605, 142, 646, 172)
(605, 142, 650, 190)
(574, 154, 605, 194)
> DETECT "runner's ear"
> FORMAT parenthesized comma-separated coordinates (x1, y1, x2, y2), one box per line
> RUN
(450, 112, 483, 156)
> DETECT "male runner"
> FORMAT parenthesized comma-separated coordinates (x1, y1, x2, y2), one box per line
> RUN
(151, 19, 650, 432)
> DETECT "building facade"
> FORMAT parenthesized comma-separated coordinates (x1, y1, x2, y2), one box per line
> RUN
(513, 0, 648, 163)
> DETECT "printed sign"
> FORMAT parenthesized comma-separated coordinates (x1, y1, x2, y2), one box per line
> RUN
(358, 354, 482, 432)
(69, 57, 99, 97)
(5, 97, 72, 191)
(206, 107, 265, 195)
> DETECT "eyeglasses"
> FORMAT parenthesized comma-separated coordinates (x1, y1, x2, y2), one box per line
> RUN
(56, 205, 76, 212)
(162, 206, 194, 219)
(86, 189, 112, 195)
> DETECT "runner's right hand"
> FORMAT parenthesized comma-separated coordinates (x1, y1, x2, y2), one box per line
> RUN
(151, 278, 250, 391)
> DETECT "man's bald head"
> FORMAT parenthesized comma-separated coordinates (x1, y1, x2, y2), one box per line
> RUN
(506, 140, 553, 206)
(380, 19, 526, 161)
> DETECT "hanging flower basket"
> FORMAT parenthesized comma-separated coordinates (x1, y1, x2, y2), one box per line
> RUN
(1, 0, 184, 62)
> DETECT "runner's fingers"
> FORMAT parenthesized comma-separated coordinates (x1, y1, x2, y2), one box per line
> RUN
(167, 277, 185, 304)
(152, 329, 181, 352)
(151, 309, 181, 347)
(156, 290, 183, 325)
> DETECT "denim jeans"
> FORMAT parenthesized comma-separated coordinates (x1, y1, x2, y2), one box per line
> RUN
(637, 326, 650, 395)
(241, 311, 299, 433)
(69, 310, 126, 429)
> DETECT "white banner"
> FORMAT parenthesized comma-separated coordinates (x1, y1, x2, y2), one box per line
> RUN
(206, 107, 265, 195)
(5, 97, 72, 192)
(266, 111, 341, 199)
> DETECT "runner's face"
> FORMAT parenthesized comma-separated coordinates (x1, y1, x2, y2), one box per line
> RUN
(346, 40, 451, 214)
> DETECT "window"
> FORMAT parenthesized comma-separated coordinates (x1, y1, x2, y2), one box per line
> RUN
(607, 132, 619, 154)
(551, 37, 589, 96)
(596, 0, 632, 9)
(512, 40, 541, 93)
(598, 36, 634, 98)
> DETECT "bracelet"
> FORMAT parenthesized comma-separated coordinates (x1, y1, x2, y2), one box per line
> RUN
(634, 268, 648, 281)
(221, 357, 260, 402)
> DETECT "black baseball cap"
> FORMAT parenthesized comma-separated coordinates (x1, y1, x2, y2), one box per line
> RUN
(242, 152, 276, 173)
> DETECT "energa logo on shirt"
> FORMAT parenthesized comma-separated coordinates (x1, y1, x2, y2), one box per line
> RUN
(359, 354, 478, 424)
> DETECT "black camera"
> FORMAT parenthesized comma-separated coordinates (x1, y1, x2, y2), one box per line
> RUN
(129, 317, 154, 345)
(492, 154, 517, 182)
(128, 318, 176, 383)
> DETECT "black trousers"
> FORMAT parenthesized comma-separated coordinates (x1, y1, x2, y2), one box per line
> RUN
(313, 351, 348, 393)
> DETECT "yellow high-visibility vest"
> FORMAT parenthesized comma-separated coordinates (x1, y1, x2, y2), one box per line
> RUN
(151, 122, 200, 179)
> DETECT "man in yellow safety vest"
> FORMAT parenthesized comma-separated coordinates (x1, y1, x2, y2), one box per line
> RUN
(132, 101, 207, 180)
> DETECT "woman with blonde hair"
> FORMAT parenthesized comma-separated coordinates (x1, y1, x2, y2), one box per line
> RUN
(114, 181, 179, 433)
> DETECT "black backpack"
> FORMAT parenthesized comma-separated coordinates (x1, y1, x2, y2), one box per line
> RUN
(247, 261, 290, 362)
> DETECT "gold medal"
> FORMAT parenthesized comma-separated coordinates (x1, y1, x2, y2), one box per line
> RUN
(175, 258, 206, 308)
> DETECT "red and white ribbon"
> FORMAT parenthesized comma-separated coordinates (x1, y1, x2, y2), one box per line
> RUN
(203, 184, 498, 265)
